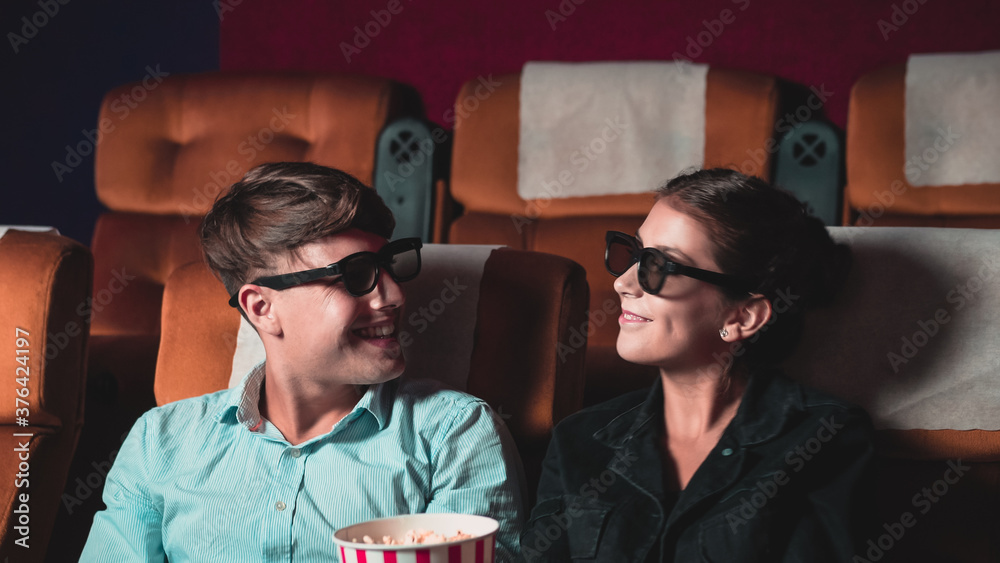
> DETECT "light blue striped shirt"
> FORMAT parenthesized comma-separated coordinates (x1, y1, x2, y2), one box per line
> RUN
(81, 364, 525, 562)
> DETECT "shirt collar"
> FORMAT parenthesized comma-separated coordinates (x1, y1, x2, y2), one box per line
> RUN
(214, 362, 397, 432)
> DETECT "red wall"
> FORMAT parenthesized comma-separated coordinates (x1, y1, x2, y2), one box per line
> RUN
(220, 0, 1000, 129)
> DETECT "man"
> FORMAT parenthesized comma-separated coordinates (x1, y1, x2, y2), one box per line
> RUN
(82, 162, 525, 561)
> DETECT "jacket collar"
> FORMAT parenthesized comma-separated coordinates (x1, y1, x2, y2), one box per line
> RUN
(593, 369, 804, 450)
(591, 370, 805, 529)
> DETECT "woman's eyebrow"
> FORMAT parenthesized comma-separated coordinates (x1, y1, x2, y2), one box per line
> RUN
(636, 232, 695, 264)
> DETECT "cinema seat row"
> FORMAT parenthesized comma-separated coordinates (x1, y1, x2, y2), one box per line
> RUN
(4, 55, 998, 561)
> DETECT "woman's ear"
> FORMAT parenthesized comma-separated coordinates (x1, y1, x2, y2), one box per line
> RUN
(239, 285, 282, 336)
(720, 294, 772, 342)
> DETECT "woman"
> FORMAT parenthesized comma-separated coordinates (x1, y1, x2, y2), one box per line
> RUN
(519, 169, 875, 562)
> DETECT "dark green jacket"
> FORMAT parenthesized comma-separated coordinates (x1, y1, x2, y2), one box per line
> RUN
(519, 371, 875, 562)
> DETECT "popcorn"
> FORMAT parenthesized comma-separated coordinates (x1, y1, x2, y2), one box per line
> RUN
(353, 529, 473, 545)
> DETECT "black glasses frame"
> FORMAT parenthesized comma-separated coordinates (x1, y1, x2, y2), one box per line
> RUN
(604, 231, 753, 295)
(228, 238, 423, 308)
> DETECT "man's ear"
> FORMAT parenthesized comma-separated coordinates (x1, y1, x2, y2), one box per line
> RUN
(239, 285, 282, 336)
(720, 294, 772, 343)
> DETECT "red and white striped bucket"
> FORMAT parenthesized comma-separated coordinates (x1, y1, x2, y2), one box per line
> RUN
(333, 513, 499, 563)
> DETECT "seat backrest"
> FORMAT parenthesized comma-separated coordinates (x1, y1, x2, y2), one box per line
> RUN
(155, 246, 589, 504)
(845, 57, 1000, 228)
(91, 71, 423, 338)
(446, 66, 779, 404)
(783, 226, 1000, 562)
(0, 229, 91, 560)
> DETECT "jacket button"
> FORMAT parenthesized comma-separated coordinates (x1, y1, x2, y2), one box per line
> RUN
(721, 447, 734, 456)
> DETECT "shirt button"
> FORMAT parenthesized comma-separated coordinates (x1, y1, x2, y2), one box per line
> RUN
(275, 501, 286, 511)
(721, 447, 734, 456)
(289, 448, 301, 458)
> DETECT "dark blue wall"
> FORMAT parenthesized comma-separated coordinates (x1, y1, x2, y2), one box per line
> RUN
(2, 0, 219, 245)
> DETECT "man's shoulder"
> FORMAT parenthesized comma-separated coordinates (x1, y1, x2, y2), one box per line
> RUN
(135, 387, 234, 435)
(393, 377, 488, 411)
(765, 371, 869, 420)
(386, 378, 501, 436)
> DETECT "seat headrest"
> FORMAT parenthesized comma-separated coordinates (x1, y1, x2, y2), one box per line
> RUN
(784, 227, 1000, 459)
(450, 67, 778, 219)
(95, 72, 422, 215)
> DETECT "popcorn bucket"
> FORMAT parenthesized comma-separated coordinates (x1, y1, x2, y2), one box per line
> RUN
(332, 513, 499, 563)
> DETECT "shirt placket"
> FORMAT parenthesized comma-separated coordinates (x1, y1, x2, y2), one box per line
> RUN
(262, 442, 309, 561)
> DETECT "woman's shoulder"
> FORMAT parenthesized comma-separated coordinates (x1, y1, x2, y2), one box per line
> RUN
(757, 370, 874, 440)
(552, 385, 654, 437)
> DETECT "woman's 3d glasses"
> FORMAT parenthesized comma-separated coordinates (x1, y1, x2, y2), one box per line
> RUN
(228, 238, 423, 308)
(604, 231, 752, 295)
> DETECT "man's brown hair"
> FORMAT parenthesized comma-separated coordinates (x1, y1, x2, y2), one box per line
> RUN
(200, 161, 395, 297)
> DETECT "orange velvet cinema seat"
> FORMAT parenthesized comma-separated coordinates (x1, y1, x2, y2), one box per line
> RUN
(0, 229, 92, 561)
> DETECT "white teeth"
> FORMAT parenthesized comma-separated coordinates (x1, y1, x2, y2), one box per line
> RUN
(623, 313, 649, 321)
(356, 323, 395, 338)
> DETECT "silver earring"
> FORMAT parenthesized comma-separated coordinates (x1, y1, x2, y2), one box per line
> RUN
(720, 328, 728, 338)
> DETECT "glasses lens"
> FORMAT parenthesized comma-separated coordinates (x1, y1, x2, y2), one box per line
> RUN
(387, 247, 420, 282)
(606, 237, 638, 275)
(341, 256, 378, 295)
(638, 250, 667, 294)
